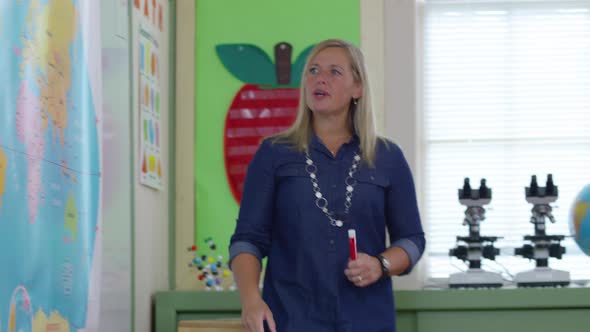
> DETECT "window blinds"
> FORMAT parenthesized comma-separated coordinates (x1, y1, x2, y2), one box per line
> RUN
(422, 0, 590, 283)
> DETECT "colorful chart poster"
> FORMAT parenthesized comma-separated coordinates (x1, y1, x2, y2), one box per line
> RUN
(138, 26, 163, 190)
(0, 0, 102, 330)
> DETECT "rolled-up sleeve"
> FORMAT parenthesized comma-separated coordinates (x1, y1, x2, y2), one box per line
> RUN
(385, 143, 426, 275)
(228, 139, 275, 269)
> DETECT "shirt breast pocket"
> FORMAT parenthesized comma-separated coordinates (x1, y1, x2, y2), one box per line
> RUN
(353, 171, 389, 217)
(275, 164, 308, 181)
(275, 164, 309, 207)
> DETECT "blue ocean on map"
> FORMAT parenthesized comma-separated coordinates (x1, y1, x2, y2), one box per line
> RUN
(0, 0, 100, 330)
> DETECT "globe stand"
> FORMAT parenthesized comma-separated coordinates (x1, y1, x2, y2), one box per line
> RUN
(449, 178, 503, 288)
(514, 175, 570, 287)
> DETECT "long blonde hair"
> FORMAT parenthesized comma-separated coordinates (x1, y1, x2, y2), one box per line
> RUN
(271, 39, 379, 167)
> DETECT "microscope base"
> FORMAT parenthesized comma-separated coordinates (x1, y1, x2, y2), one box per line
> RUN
(514, 267, 570, 287)
(449, 268, 503, 288)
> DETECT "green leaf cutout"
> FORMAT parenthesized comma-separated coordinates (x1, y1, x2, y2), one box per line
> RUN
(215, 44, 275, 85)
(290, 45, 315, 86)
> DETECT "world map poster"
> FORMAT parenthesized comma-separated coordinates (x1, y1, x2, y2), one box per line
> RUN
(0, 0, 102, 331)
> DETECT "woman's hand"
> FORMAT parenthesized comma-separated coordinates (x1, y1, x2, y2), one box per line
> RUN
(344, 253, 383, 287)
(240, 296, 276, 332)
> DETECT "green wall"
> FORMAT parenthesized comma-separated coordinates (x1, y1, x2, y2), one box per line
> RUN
(194, 0, 360, 263)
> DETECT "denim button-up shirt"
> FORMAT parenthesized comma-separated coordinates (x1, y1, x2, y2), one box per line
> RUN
(230, 134, 425, 332)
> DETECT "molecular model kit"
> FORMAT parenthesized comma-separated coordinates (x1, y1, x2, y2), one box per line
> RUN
(187, 237, 236, 291)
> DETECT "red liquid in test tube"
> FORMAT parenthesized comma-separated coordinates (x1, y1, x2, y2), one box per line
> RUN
(348, 229, 357, 260)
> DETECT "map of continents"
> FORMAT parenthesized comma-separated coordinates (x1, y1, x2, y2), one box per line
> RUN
(0, 0, 100, 331)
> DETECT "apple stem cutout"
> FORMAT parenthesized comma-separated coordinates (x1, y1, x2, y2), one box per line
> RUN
(216, 42, 314, 203)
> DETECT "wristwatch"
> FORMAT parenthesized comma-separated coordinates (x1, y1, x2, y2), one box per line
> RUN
(376, 254, 391, 279)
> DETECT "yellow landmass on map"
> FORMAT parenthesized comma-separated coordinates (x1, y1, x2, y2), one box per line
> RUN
(65, 193, 78, 241)
(21, 0, 78, 146)
(574, 202, 590, 235)
(9, 301, 16, 330)
(33, 309, 71, 332)
(0, 148, 6, 209)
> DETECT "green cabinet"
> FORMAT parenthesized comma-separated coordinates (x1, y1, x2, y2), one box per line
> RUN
(155, 288, 590, 332)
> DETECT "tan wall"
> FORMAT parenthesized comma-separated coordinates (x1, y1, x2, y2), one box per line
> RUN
(175, 0, 196, 290)
(361, 0, 385, 134)
(132, 1, 172, 330)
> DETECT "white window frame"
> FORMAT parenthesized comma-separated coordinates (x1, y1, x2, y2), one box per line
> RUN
(382, 0, 428, 289)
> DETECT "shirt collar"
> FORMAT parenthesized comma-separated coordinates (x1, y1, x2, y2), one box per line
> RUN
(309, 132, 360, 157)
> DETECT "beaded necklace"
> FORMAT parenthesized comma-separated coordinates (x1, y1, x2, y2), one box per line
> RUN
(304, 151, 361, 227)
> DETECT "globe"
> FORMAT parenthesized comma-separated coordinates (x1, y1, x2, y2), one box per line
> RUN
(570, 184, 590, 256)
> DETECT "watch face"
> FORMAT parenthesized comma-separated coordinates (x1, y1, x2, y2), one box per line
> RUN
(379, 255, 390, 269)
(383, 257, 391, 269)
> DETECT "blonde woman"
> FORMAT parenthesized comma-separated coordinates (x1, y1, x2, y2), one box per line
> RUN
(229, 39, 425, 332)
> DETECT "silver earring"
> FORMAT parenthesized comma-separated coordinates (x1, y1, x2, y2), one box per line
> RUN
(353, 98, 358, 105)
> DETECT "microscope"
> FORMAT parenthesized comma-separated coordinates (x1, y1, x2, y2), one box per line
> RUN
(449, 178, 503, 288)
(514, 174, 570, 287)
